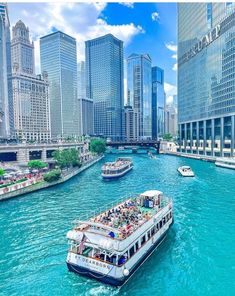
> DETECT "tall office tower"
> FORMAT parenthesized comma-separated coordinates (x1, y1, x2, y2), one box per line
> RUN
(152, 66, 165, 140)
(85, 34, 124, 141)
(77, 61, 92, 136)
(127, 53, 152, 141)
(11, 20, 34, 75)
(77, 61, 86, 99)
(178, 3, 235, 157)
(10, 20, 50, 142)
(79, 97, 93, 136)
(124, 105, 135, 141)
(40, 31, 79, 139)
(165, 102, 178, 138)
(0, 3, 11, 138)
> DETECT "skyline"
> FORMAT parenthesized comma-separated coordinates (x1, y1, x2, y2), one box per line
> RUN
(7, 2, 177, 102)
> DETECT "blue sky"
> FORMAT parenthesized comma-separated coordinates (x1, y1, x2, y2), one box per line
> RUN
(8, 2, 177, 99)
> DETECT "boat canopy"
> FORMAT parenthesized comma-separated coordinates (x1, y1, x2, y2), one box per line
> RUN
(140, 190, 163, 198)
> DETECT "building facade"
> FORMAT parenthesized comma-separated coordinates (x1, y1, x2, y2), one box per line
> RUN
(40, 31, 79, 139)
(10, 20, 50, 142)
(178, 3, 235, 157)
(165, 102, 178, 138)
(127, 53, 152, 140)
(152, 66, 165, 140)
(85, 34, 124, 141)
(0, 3, 11, 138)
(124, 105, 136, 141)
(78, 97, 93, 136)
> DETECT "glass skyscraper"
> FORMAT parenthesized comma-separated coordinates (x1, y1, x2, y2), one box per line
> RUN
(127, 53, 152, 140)
(178, 3, 235, 157)
(40, 31, 79, 139)
(85, 34, 124, 141)
(152, 66, 165, 140)
(0, 3, 11, 138)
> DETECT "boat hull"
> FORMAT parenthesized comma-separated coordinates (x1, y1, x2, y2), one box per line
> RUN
(177, 169, 194, 177)
(67, 226, 171, 286)
(102, 165, 133, 180)
(215, 162, 235, 170)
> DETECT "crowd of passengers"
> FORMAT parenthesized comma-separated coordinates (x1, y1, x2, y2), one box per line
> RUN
(92, 200, 154, 238)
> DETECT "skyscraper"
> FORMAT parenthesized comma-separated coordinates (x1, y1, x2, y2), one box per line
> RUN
(127, 53, 152, 140)
(178, 3, 235, 157)
(77, 61, 93, 136)
(77, 61, 86, 99)
(10, 20, 50, 142)
(0, 3, 11, 138)
(85, 34, 124, 141)
(40, 31, 78, 139)
(152, 66, 165, 140)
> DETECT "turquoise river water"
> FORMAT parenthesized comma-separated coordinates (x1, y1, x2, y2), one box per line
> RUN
(0, 154, 234, 296)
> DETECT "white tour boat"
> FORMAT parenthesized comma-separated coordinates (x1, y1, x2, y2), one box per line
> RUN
(66, 190, 173, 286)
(177, 166, 195, 177)
(101, 157, 133, 179)
(215, 157, 235, 170)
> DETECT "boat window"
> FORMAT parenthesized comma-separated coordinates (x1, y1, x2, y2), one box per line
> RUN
(159, 220, 162, 228)
(129, 245, 135, 257)
(147, 230, 151, 240)
(151, 227, 155, 236)
(135, 241, 139, 251)
(141, 235, 146, 246)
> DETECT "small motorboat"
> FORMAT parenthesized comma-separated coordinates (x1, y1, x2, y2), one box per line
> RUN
(177, 166, 195, 177)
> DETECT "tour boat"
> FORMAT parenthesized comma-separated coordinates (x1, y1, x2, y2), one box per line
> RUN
(177, 166, 195, 177)
(66, 190, 173, 286)
(215, 157, 235, 170)
(101, 157, 133, 179)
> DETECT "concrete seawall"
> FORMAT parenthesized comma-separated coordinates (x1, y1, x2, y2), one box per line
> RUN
(0, 155, 104, 202)
(162, 151, 216, 162)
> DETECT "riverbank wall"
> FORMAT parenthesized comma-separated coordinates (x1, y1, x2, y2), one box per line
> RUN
(162, 151, 216, 162)
(0, 155, 104, 202)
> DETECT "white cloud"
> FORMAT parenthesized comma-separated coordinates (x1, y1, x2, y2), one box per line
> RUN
(166, 95, 173, 104)
(172, 63, 177, 71)
(119, 2, 134, 9)
(8, 2, 143, 73)
(164, 82, 177, 97)
(165, 42, 177, 72)
(165, 42, 177, 52)
(151, 12, 160, 22)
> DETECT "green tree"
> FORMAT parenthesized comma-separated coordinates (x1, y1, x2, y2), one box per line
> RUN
(52, 150, 67, 169)
(28, 160, 47, 170)
(70, 148, 81, 167)
(89, 139, 106, 154)
(52, 148, 81, 169)
(163, 133, 173, 141)
(43, 169, 61, 182)
(0, 168, 5, 177)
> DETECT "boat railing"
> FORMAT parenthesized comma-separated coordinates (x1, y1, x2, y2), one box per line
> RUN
(73, 195, 172, 227)
(73, 194, 139, 225)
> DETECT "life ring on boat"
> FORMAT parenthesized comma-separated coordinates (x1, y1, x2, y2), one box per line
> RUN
(123, 268, 130, 276)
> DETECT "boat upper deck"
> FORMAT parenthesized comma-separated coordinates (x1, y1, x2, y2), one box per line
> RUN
(102, 158, 132, 171)
(73, 191, 171, 241)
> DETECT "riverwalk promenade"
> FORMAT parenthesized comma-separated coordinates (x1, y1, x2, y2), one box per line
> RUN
(0, 155, 103, 202)
(162, 151, 216, 162)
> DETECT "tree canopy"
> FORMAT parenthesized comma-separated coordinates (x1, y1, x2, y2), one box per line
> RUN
(28, 160, 47, 169)
(89, 139, 106, 154)
(52, 148, 81, 169)
(43, 169, 61, 182)
(163, 133, 173, 141)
